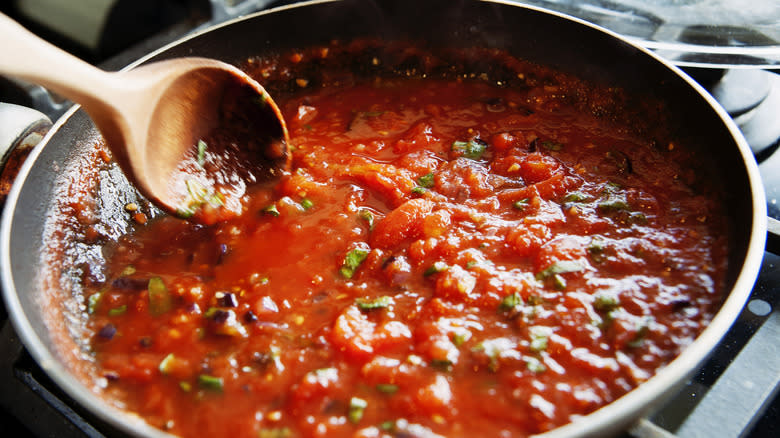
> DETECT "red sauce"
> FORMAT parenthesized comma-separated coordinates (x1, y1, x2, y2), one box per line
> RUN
(82, 48, 727, 438)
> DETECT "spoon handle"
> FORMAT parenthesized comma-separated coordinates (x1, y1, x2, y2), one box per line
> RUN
(0, 13, 119, 109)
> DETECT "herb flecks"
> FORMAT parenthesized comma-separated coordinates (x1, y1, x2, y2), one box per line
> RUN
(536, 260, 585, 290)
(196, 140, 207, 167)
(340, 246, 370, 279)
(356, 296, 393, 311)
(452, 139, 488, 160)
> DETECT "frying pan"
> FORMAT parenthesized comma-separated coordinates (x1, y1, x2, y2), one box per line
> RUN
(0, 0, 772, 436)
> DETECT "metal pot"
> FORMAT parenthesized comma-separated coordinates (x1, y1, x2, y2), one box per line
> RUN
(0, 0, 772, 436)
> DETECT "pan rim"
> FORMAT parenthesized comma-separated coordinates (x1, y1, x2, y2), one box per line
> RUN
(0, 0, 768, 437)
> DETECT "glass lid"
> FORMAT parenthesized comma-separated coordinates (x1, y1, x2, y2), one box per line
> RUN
(513, 0, 780, 68)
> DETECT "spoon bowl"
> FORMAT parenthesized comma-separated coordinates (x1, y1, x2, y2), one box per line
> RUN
(0, 13, 289, 224)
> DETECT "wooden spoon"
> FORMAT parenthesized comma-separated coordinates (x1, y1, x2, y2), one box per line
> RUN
(0, 13, 290, 224)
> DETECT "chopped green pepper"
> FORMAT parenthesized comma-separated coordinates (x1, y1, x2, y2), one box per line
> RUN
(451, 330, 471, 347)
(197, 374, 224, 392)
(529, 326, 551, 353)
(452, 139, 487, 159)
(627, 316, 653, 348)
(499, 292, 523, 313)
(300, 198, 314, 210)
(108, 305, 127, 316)
(148, 277, 172, 316)
(593, 291, 620, 311)
(525, 356, 547, 373)
(424, 261, 448, 276)
(376, 383, 399, 394)
(536, 261, 584, 282)
(356, 296, 393, 311)
(359, 210, 375, 229)
(340, 247, 370, 279)
(263, 204, 280, 217)
(348, 397, 368, 424)
(159, 353, 176, 375)
(87, 292, 102, 314)
(563, 191, 588, 203)
(196, 140, 207, 167)
(417, 172, 435, 188)
(513, 198, 529, 211)
(258, 428, 291, 438)
(536, 260, 584, 290)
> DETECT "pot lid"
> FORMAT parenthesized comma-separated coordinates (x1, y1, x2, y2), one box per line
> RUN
(516, 0, 780, 68)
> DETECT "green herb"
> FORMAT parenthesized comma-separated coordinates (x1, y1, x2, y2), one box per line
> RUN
(87, 292, 102, 314)
(525, 356, 547, 373)
(176, 206, 195, 219)
(148, 277, 172, 316)
(356, 296, 393, 311)
(196, 140, 207, 167)
(597, 183, 630, 213)
(465, 260, 478, 269)
(159, 353, 176, 375)
(380, 420, 395, 431)
(348, 397, 368, 424)
(430, 358, 454, 372)
(499, 292, 523, 313)
(179, 381, 192, 392)
(541, 140, 563, 151)
(208, 192, 224, 207)
(359, 210, 375, 229)
(530, 336, 548, 352)
(452, 139, 487, 159)
(263, 204, 280, 217)
(340, 247, 370, 279)
(552, 275, 567, 290)
(529, 327, 551, 353)
(563, 192, 588, 203)
(536, 261, 584, 280)
(424, 261, 448, 276)
(417, 172, 435, 188)
(598, 196, 630, 212)
(588, 237, 607, 263)
(411, 186, 427, 195)
(197, 374, 224, 392)
(536, 261, 584, 290)
(513, 198, 529, 210)
(628, 212, 648, 225)
(300, 198, 314, 210)
(527, 295, 544, 306)
(472, 338, 515, 372)
(627, 317, 653, 348)
(186, 179, 206, 201)
(176, 179, 224, 219)
(593, 291, 620, 311)
(588, 237, 605, 255)
(258, 428, 292, 438)
(451, 330, 471, 347)
(376, 384, 399, 394)
(108, 305, 127, 316)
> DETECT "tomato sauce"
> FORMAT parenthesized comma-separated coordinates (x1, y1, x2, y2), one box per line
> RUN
(82, 45, 727, 438)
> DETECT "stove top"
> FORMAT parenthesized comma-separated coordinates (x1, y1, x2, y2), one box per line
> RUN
(0, 1, 777, 437)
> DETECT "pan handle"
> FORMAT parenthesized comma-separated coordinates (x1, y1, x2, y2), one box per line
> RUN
(0, 102, 51, 206)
